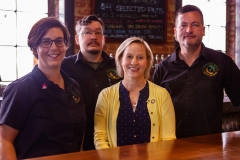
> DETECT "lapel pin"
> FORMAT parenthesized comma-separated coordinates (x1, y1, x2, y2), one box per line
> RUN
(42, 83, 47, 89)
(151, 99, 155, 104)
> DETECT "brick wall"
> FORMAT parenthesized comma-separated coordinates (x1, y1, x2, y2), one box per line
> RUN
(74, 0, 176, 59)
(226, 0, 236, 60)
(73, 0, 238, 63)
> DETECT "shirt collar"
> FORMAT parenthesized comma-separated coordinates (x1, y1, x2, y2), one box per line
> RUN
(74, 51, 110, 65)
(169, 42, 207, 63)
(31, 65, 53, 90)
(32, 65, 72, 91)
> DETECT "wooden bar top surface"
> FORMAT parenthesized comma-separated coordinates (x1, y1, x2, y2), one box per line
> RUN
(26, 131, 240, 160)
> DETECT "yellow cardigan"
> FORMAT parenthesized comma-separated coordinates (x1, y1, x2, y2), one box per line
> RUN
(94, 81, 176, 149)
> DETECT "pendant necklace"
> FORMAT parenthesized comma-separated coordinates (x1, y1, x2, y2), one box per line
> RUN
(131, 97, 138, 112)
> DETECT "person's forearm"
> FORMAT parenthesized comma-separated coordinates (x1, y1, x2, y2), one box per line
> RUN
(0, 140, 17, 160)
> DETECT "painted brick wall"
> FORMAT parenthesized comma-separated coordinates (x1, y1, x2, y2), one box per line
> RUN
(74, 0, 175, 60)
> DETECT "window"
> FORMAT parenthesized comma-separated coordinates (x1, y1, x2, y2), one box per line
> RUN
(182, 0, 226, 53)
(0, 0, 48, 81)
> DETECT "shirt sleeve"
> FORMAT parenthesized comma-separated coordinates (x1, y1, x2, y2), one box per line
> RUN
(152, 63, 163, 86)
(0, 82, 30, 130)
(224, 56, 240, 106)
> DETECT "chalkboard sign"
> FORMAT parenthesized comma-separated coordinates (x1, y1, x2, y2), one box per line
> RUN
(92, 0, 167, 43)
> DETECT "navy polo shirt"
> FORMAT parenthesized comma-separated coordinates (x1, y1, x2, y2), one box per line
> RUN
(152, 43, 240, 138)
(61, 51, 122, 150)
(117, 81, 150, 146)
(0, 65, 86, 159)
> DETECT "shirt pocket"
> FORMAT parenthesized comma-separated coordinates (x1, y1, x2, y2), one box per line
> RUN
(198, 76, 223, 104)
(163, 79, 186, 106)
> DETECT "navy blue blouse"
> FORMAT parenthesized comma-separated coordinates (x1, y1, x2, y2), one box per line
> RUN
(117, 81, 151, 146)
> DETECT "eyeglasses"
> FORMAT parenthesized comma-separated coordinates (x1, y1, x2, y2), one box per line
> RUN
(78, 30, 103, 37)
(39, 38, 65, 48)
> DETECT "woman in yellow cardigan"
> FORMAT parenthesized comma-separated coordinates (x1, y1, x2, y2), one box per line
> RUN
(94, 37, 176, 149)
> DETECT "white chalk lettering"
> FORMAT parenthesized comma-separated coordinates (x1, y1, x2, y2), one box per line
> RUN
(148, 7, 164, 14)
(148, 35, 163, 40)
(109, 34, 129, 38)
(114, 29, 126, 34)
(106, 24, 124, 28)
(116, 13, 138, 18)
(128, 29, 141, 34)
(148, 25, 162, 30)
(135, 25, 147, 29)
(116, 5, 146, 12)
(100, 3, 112, 11)
(140, 14, 150, 18)
(127, 25, 135, 28)
(104, 29, 112, 34)
(143, 30, 151, 34)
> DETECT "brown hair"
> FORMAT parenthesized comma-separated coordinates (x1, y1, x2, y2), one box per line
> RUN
(75, 14, 105, 34)
(28, 17, 70, 58)
(175, 5, 204, 26)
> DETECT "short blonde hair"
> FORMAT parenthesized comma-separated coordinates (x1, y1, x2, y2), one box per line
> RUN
(115, 37, 153, 79)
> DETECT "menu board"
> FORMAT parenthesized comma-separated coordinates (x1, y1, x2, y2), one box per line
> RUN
(92, 0, 167, 43)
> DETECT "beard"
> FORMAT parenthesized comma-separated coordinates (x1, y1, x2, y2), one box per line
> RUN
(87, 49, 100, 55)
(86, 41, 101, 55)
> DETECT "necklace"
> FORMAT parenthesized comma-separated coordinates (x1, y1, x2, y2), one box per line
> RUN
(131, 97, 138, 112)
(131, 98, 137, 107)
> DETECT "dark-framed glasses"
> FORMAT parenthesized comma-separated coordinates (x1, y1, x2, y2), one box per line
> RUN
(39, 38, 65, 48)
(79, 30, 103, 37)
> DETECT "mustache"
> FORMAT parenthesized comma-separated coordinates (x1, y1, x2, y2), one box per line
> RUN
(184, 32, 194, 37)
(87, 41, 100, 46)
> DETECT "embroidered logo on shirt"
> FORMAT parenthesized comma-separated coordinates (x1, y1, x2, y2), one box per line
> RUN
(67, 86, 80, 103)
(202, 63, 219, 77)
(106, 68, 121, 80)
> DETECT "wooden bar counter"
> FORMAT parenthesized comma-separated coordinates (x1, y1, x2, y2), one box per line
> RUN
(26, 131, 240, 160)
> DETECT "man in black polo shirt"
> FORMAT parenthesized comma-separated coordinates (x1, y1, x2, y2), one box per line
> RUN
(152, 5, 240, 138)
(61, 15, 121, 150)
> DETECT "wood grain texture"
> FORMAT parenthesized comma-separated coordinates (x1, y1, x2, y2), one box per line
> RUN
(26, 131, 240, 160)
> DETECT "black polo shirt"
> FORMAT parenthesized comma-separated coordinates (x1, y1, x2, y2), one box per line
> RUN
(61, 51, 121, 150)
(152, 43, 240, 138)
(0, 66, 86, 159)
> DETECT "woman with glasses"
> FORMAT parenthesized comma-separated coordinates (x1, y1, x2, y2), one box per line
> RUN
(0, 17, 86, 159)
(94, 37, 176, 149)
